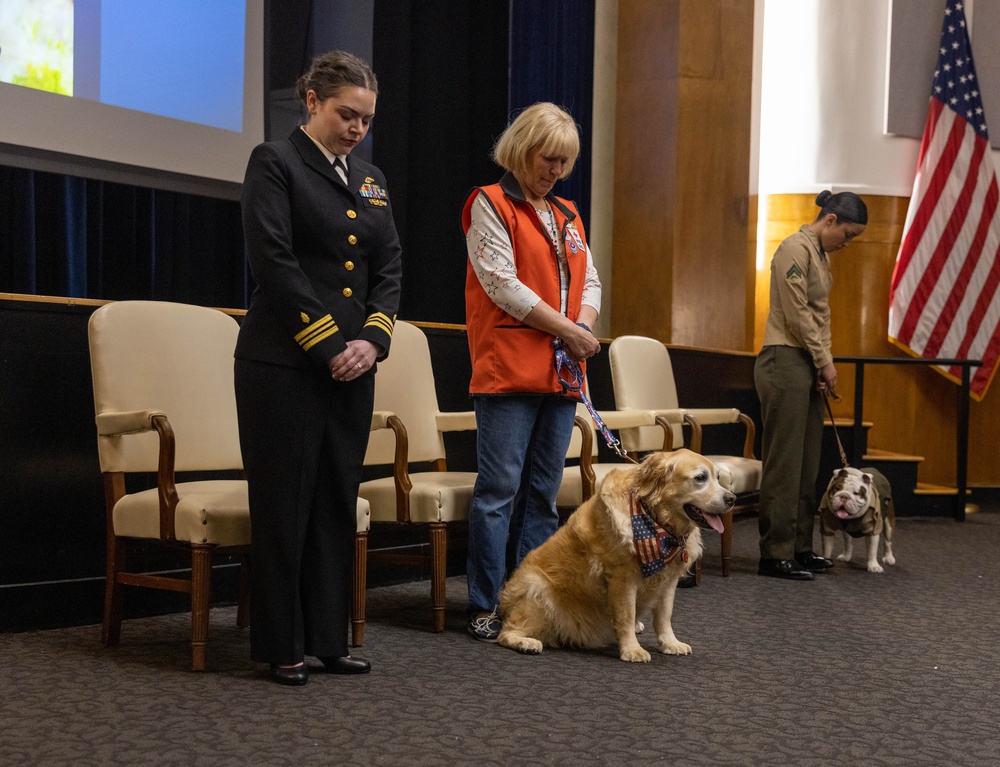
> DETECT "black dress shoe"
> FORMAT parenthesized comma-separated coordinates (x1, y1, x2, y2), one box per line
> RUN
(319, 655, 371, 675)
(758, 558, 815, 580)
(269, 663, 309, 686)
(794, 551, 834, 572)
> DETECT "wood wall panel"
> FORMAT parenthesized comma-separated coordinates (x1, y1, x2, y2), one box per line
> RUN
(611, 0, 753, 351)
(610, 0, 678, 342)
(754, 193, 1000, 486)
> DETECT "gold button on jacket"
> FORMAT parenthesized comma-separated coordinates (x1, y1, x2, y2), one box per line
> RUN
(348, 234, 358, 245)
(235, 128, 401, 369)
(345, 261, 355, 271)
(343, 287, 353, 297)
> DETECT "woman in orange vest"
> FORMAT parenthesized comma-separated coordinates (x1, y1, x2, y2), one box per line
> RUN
(461, 103, 603, 642)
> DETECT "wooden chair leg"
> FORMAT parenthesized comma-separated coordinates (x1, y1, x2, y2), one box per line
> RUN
(351, 531, 368, 647)
(429, 522, 447, 633)
(103, 533, 125, 647)
(102, 474, 126, 648)
(190, 546, 212, 672)
(721, 509, 734, 577)
(236, 552, 251, 629)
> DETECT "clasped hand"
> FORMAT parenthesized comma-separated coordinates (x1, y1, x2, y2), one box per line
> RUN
(562, 325, 600, 362)
(329, 339, 379, 382)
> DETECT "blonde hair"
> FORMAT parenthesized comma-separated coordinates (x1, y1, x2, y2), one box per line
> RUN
(492, 102, 580, 180)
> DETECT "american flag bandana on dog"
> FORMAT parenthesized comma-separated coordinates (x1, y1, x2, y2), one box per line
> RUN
(629, 494, 688, 578)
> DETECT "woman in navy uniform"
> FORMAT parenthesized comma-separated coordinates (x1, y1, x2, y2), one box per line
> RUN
(235, 50, 401, 685)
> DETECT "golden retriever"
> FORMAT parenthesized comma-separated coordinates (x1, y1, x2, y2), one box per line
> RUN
(497, 449, 735, 662)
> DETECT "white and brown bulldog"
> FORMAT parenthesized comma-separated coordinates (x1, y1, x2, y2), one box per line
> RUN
(819, 466, 896, 573)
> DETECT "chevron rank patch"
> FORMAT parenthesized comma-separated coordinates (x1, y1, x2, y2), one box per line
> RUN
(785, 262, 805, 283)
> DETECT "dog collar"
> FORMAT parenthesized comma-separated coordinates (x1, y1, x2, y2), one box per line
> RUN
(629, 494, 689, 578)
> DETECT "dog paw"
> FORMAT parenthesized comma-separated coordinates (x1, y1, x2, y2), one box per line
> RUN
(883, 554, 896, 566)
(515, 638, 543, 655)
(658, 640, 692, 656)
(500, 635, 543, 655)
(836, 553, 851, 562)
(619, 646, 652, 663)
(635, 621, 645, 633)
(867, 562, 885, 573)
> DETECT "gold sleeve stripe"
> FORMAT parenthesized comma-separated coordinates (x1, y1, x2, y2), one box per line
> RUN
(364, 312, 394, 336)
(294, 314, 334, 342)
(295, 315, 339, 349)
(301, 325, 339, 350)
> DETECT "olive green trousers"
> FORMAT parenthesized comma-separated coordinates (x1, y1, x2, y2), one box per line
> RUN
(754, 345, 825, 560)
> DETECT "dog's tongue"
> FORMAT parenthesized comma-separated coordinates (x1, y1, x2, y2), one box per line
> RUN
(835, 510, 852, 519)
(705, 514, 726, 534)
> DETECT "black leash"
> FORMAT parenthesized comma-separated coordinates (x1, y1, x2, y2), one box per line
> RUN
(822, 390, 850, 469)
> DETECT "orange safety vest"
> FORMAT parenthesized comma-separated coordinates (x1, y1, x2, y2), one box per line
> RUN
(462, 173, 589, 396)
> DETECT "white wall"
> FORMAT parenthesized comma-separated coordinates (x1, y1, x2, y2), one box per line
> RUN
(756, 0, 921, 198)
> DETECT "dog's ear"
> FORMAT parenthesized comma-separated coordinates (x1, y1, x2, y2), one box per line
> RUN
(862, 472, 873, 485)
(631, 451, 676, 508)
(836, 468, 849, 479)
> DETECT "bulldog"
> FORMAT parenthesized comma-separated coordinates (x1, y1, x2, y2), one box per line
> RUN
(819, 466, 896, 573)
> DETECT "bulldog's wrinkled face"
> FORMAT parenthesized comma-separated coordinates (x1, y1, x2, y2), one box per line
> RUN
(826, 467, 874, 519)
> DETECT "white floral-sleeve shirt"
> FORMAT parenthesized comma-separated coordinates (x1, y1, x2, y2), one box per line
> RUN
(466, 191, 602, 321)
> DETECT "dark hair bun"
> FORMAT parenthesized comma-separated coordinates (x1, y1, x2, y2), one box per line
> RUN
(815, 190, 833, 207)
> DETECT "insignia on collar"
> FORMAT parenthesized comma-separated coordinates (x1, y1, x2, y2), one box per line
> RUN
(300, 312, 310, 323)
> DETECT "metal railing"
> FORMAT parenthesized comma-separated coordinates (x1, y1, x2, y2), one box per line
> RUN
(833, 356, 982, 521)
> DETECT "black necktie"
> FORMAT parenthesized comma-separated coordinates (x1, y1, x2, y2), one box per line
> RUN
(333, 157, 348, 184)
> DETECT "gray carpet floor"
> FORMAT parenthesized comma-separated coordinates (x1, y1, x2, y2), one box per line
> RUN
(2, 512, 999, 766)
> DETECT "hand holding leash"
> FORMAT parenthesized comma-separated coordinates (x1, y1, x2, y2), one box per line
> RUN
(816, 361, 838, 398)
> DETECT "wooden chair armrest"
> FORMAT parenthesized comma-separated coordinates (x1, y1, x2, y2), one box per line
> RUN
(96, 409, 166, 436)
(595, 409, 656, 430)
(649, 409, 703, 453)
(573, 414, 597, 501)
(683, 407, 741, 425)
(681, 413, 703, 454)
(386, 414, 413, 522)
(679, 408, 756, 458)
(150, 414, 180, 541)
(371, 410, 396, 430)
(738, 412, 757, 459)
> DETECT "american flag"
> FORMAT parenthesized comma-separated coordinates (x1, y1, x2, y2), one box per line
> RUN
(887, 0, 1000, 400)
(628, 495, 686, 578)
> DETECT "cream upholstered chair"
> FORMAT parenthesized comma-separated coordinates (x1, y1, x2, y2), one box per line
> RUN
(557, 402, 659, 509)
(608, 335, 762, 576)
(89, 300, 372, 665)
(359, 321, 477, 633)
(88, 300, 252, 671)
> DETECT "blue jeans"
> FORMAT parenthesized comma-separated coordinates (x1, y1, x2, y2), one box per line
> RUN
(466, 395, 577, 614)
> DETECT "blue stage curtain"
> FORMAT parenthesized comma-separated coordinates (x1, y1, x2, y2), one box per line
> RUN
(509, 0, 595, 226)
(0, 165, 249, 308)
